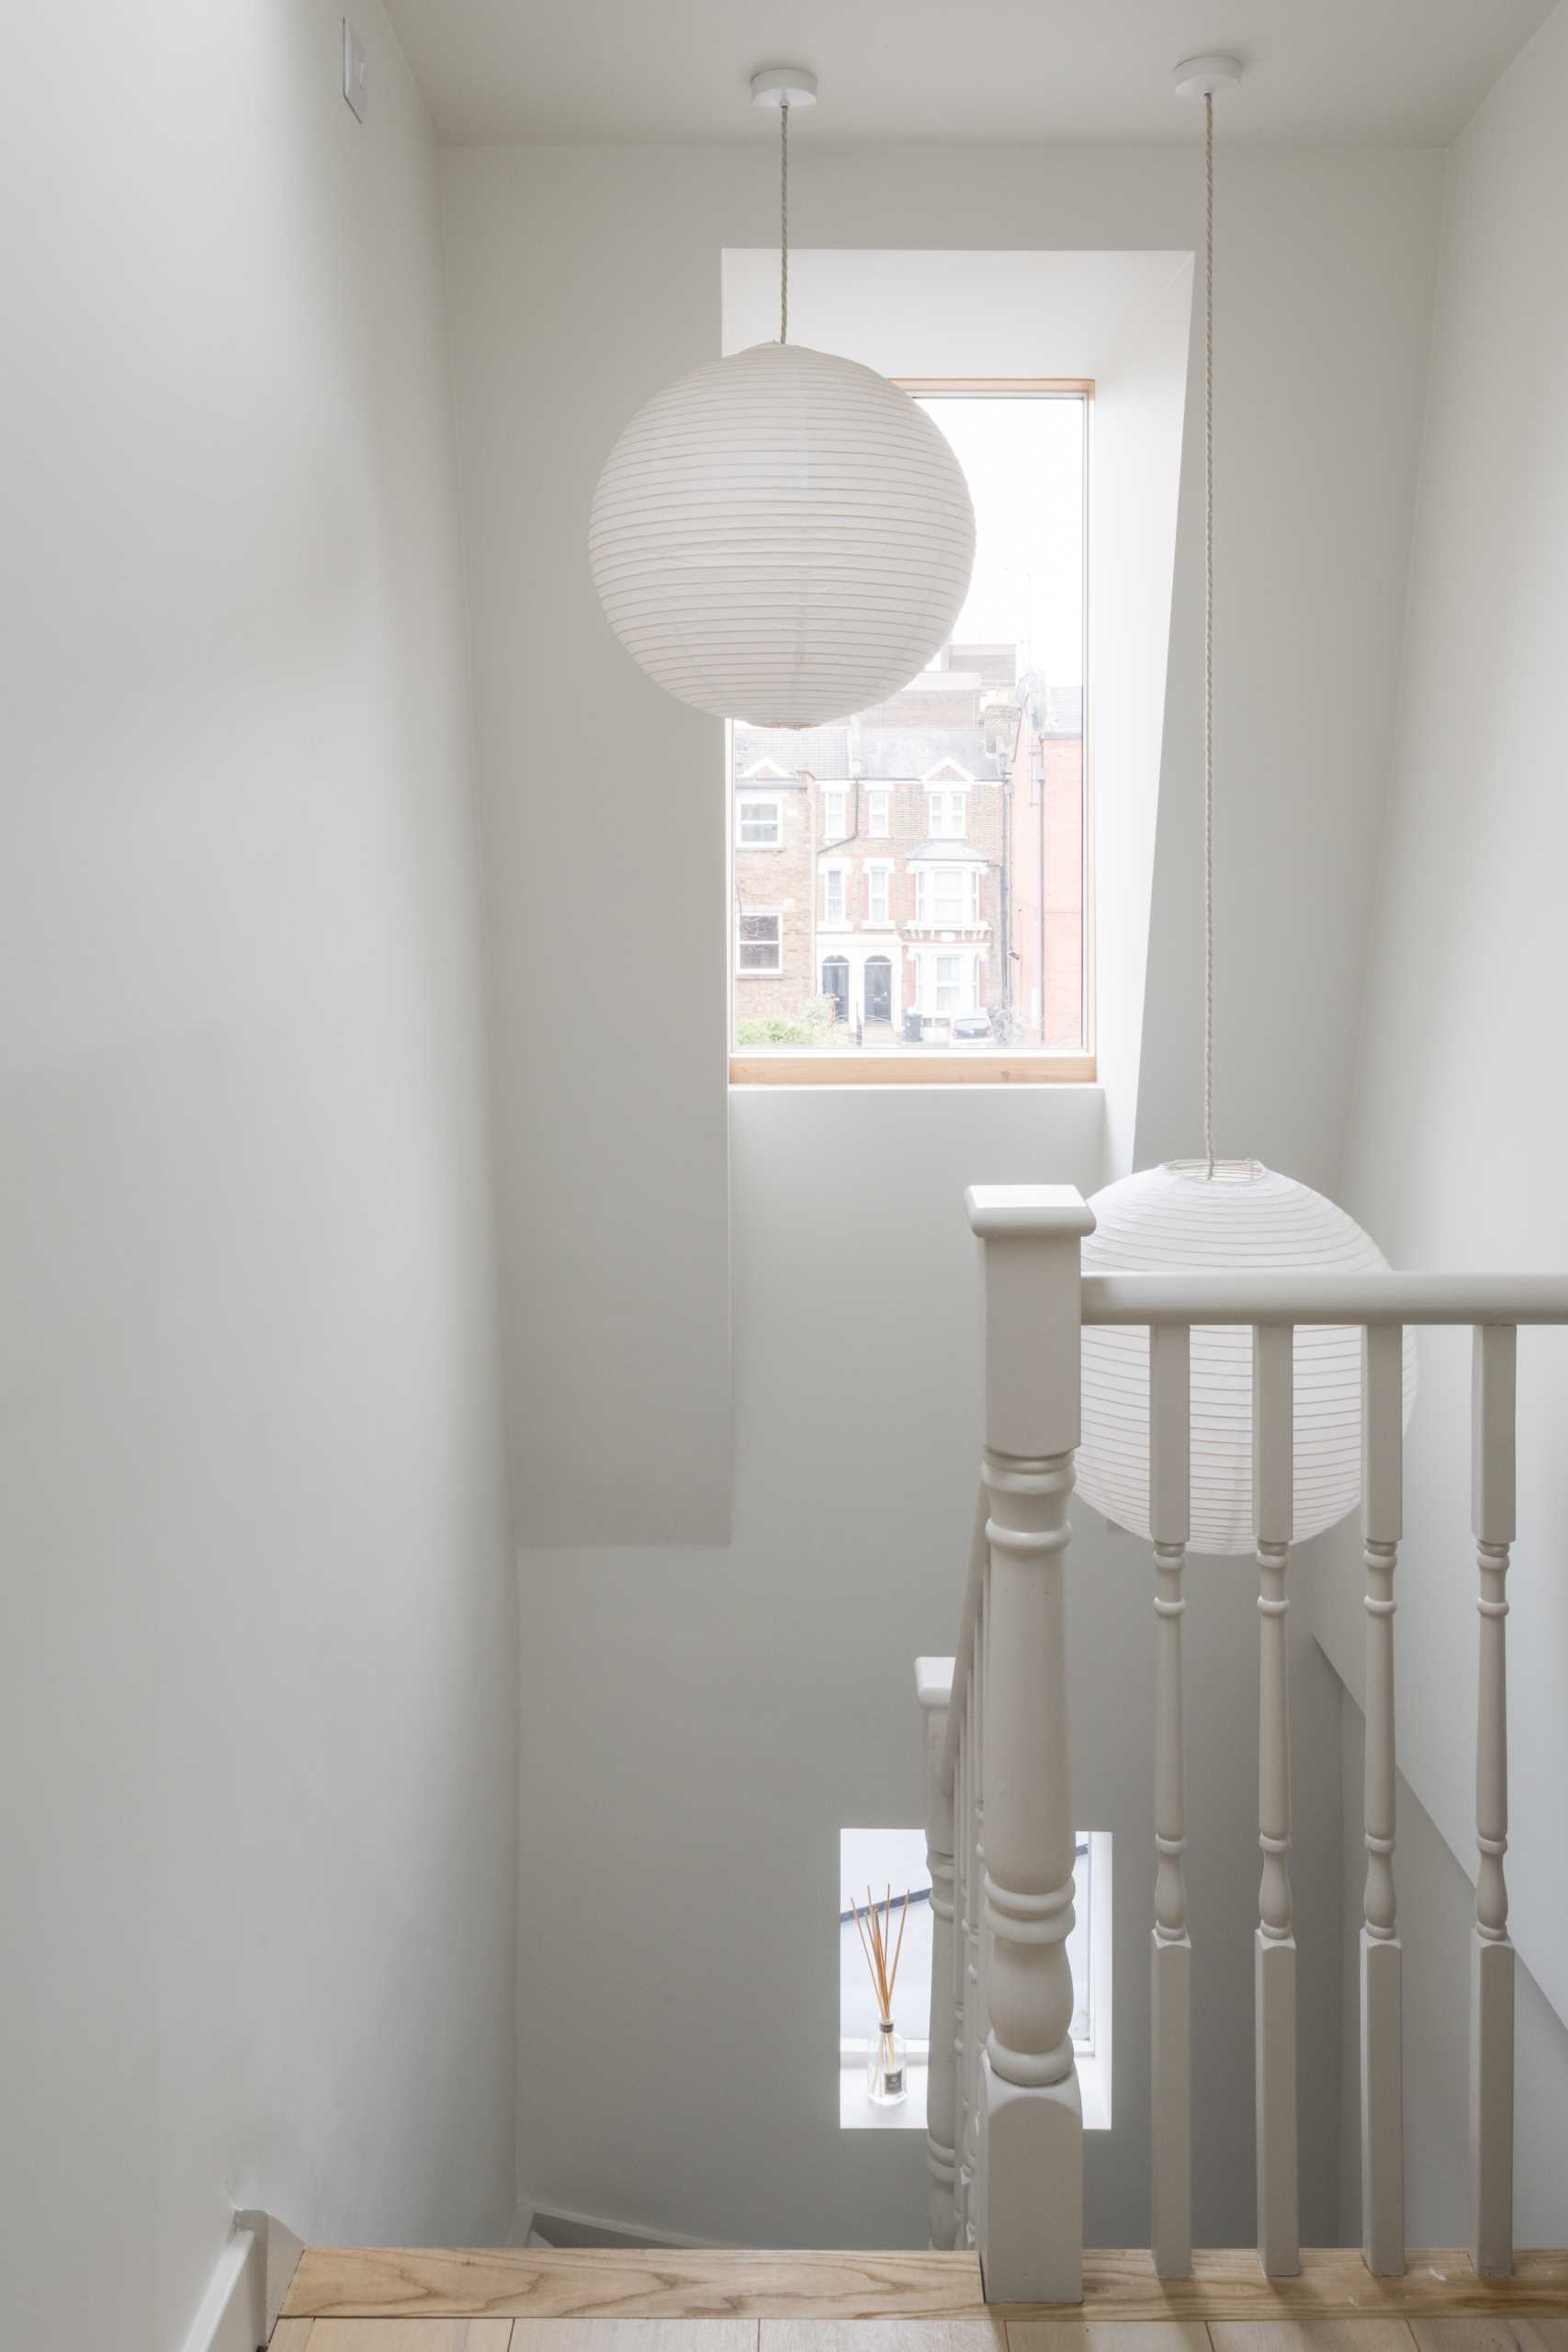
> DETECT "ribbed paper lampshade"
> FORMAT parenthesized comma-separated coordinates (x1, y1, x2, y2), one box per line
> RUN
(588, 342, 976, 729)
(1075, 1160, 1418, 1555)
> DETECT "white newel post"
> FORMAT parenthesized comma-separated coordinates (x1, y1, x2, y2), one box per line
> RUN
(917, 1657, 958, 2249)
(1150, 1323, 1192, 2278)
(1471, 1323, 1516, 2278)
(1253, 1323, 1300, 2278)
(1360, 1324, 1405, 2276)
(965, 1183, 1094, 2306)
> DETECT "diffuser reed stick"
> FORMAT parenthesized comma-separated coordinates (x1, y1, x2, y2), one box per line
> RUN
(852, 1883, 910, 2102)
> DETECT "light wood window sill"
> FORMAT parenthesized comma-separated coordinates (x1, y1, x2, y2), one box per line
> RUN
(729, 1054, 1097, 1087)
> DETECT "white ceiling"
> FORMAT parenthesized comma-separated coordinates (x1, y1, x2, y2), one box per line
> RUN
(382, 0, 1554, 149)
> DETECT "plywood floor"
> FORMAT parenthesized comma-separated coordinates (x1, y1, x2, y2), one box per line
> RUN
(274, 2248, 1568, 2350)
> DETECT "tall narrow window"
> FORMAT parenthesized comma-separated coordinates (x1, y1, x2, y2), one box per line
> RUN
(730, 387, 1089, 1076)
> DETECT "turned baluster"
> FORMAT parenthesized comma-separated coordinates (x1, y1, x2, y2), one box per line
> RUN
(1360, 1323, 1404, 2275)
(1471, 1323, 1516, 2278)
(1253, 1323, 1299, 2278)
(1150, 1322, 1192, 2278)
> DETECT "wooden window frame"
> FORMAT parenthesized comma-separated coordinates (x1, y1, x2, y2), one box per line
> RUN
(729, 378, 1096, 1088)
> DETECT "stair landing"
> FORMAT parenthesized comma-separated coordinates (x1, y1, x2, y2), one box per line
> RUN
(275, 2245, 1568, 2347)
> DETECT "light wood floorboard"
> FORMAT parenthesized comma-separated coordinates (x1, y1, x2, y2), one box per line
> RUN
(284, 2252, 988, 2323)
(513, 2327, 759, 2352)
(1410, 2326, 1568, 2352)
(276, 2252, 1568, 2334)
(1008, 2322, 1212, 2352)
(761, 2323, 1008, 2352)
(1056, 2256, 1568, 2324)
(315, 2327, 514, 2350)
(1207, 2324, 1417, 2352)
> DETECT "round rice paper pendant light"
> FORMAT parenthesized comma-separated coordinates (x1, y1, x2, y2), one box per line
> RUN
(1073, 60, 1416, 1556)
(1076, 1160, 1418, 1554)
(588, 70, 976, 729)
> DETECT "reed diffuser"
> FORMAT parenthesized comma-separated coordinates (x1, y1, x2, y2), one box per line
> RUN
(852, 1883, 910, 2104)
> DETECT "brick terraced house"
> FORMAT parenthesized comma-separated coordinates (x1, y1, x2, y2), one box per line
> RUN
(731, 646, 1083, 1051)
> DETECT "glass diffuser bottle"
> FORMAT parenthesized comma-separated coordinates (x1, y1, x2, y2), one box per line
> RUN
(867, 2017, 908, 2105)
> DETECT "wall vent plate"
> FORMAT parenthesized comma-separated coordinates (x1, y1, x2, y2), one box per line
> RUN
(343, 18, 368, 120)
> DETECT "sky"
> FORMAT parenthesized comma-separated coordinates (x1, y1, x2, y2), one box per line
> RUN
(919, 393, 1086, 692)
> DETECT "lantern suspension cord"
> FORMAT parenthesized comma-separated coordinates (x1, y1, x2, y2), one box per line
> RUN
(1202, 87, 1216, 1179)
(779, 99, 790, 344)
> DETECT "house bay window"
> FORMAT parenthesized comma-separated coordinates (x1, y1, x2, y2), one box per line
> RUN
(915, 863, 982, 928)
(911, 946, 978, 1017)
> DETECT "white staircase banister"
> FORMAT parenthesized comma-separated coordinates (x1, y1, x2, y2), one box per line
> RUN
(903, 1178, 1568, 2299)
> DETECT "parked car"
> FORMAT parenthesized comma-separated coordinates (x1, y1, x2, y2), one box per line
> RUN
(950, 1012, 995, 1047)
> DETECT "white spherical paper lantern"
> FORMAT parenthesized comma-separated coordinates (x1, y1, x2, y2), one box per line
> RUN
(1075, 1160, 1417, 1555)
(589, 342, 976, 729)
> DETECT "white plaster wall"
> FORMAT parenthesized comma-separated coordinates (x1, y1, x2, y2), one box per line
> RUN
(0, 8, 515, 2347)
(1335, 1690, 1568, 2245)
(440, 140, 1443, 1550)
(1315, 0, 1568, 2041)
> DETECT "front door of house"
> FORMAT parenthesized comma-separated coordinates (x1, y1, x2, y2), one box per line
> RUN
(864, 956, 892, 1023)
(822, 956, 850, 1023)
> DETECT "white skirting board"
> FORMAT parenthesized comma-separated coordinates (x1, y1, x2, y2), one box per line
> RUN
(182, 2211, 305, 2352)
(175, 2230, 264, 2352)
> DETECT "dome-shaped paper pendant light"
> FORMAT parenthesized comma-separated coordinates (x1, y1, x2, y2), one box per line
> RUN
(588, 70, 976, 728)
(1074, 60, 1416, 1556)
